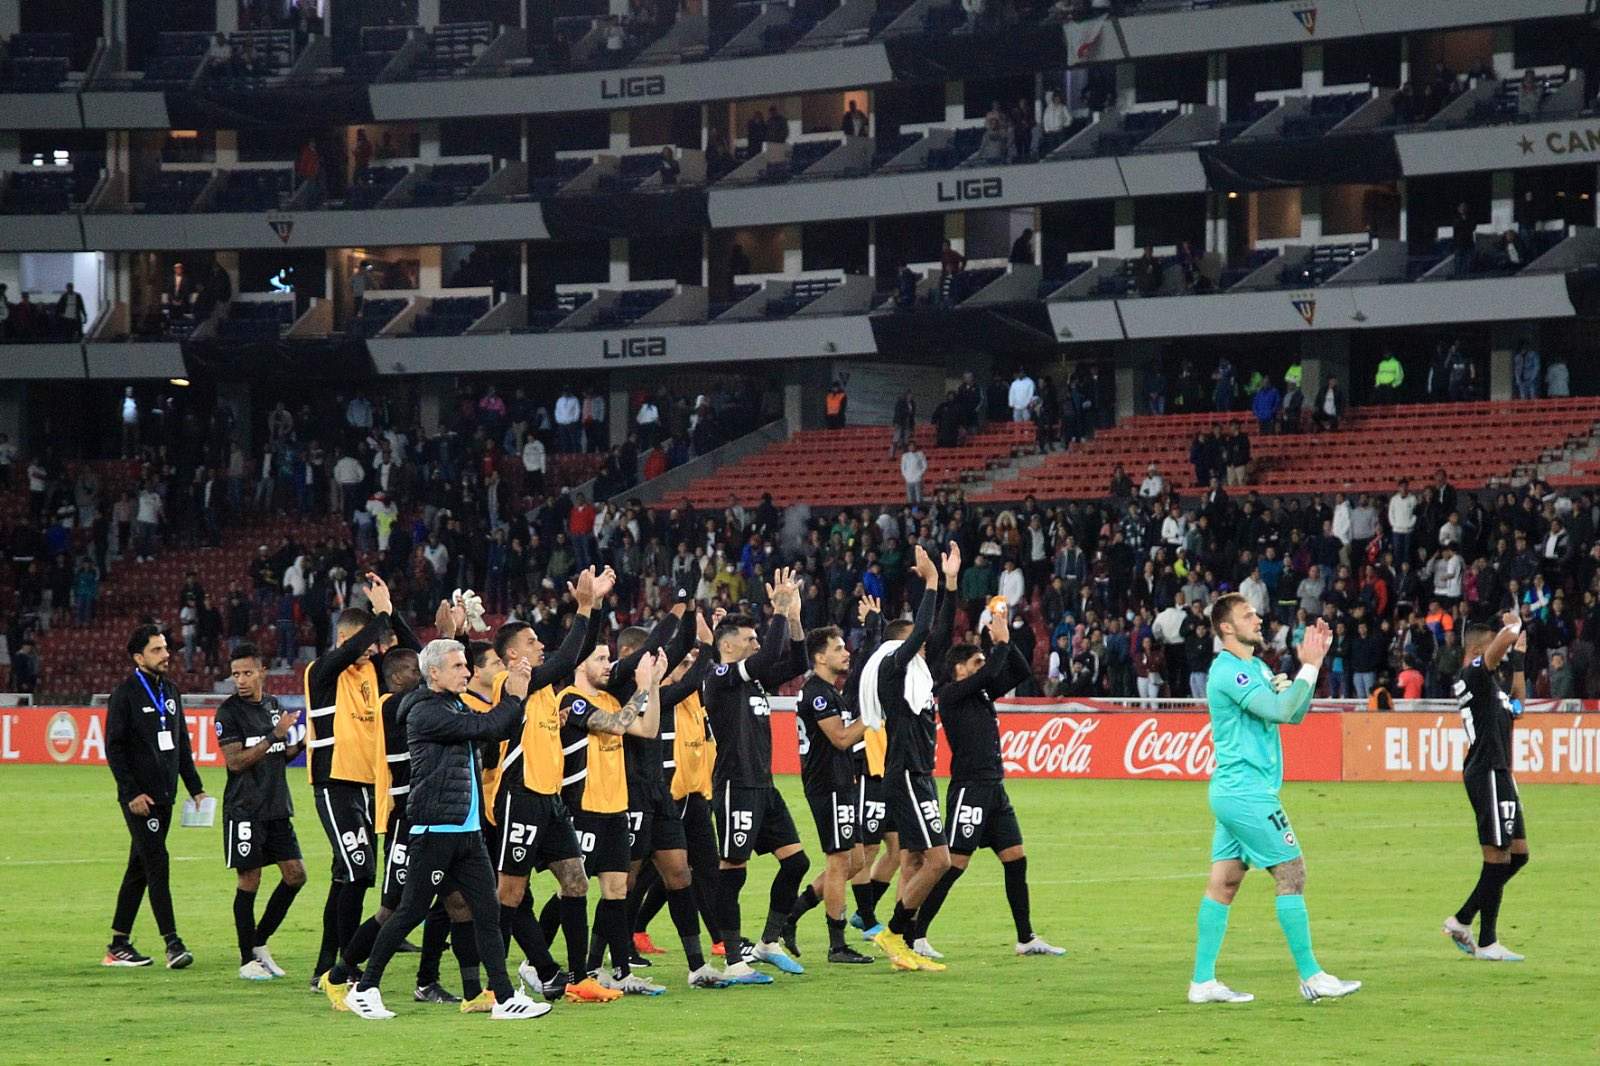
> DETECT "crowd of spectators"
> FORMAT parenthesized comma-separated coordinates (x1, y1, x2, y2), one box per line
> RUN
(0, 282, 89, 342)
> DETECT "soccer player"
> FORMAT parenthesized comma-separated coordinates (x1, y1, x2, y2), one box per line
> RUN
(789, 624, 874, 964)
(1442, 614, 1530, 962)
(306, 573, 419, 993)
(847, 596, 898, 941)
(703, 567, 810, 983)
(216, 643, 306, 980)
(558, 644, 668, 995)
(343, 644, 547, 1021)
(861, 546, 956, 972)
(104, 624, 208, 969)
(913, 607, 1065, 958)
(1189, 594, 1360, 1004)
(486, 567, 618, 1004)
(618, 603, 729, 987)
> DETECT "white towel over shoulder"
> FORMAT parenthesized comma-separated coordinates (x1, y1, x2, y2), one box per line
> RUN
(858, 639, 934, 730)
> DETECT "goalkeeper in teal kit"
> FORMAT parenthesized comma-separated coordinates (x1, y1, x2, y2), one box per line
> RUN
(1188, 593, 1361, 1005)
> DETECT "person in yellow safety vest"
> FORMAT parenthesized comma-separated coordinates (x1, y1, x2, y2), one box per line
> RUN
(1284, 362, 1303, 390)
(1374, 352, 1404, 405)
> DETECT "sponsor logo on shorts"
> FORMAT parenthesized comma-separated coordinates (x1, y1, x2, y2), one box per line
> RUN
(396, 869, 407, 883)
(866, 819, 879, 831)
(351, 851, 366, 865)
(841, 824, 853, 839)
(237, 841, 250, 856)
(962, 823, 974, 837)
(146, 818, 160, 832)
(733, 831, 748, 848)
(1283, 831, 1296, 846)
(513, 846, 527, 862)
(431, 870, 444, 885)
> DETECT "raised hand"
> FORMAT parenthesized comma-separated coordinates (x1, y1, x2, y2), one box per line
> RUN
(433, 598, 455, 637)
(365, 571, 393, 614)
(1297, 618, 1331, 669)
(858, 594, 880, 624)
(695, 608, 714, 645)
(570, 567, 597, 611)
(634, 649, 663, 690)
(941, 542, 962, 582)
(711, 607, 727, 629)
(987, 606, 1009, 645)
(593, 566, 618, 601)
(912, 545, 936, 584)
(1501, 610, 1521, 631)
(505, 655, 533, 698)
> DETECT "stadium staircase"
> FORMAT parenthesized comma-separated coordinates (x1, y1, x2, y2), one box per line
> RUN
(655, 421, 1037, 509)
(974, 398, 1600, 502)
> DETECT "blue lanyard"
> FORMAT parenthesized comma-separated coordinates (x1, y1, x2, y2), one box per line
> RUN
(135, 672, 167, 730)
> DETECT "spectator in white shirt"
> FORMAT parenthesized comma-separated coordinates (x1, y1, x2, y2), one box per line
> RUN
(1039, 90, 1069, 133)
(1160, 505, 1186, 550)
(345, 394, 373, 430)
(1239, 567, 1270, 619)
(1438, 511, 1462, 549)
(332, 450, 365, 518)
(1432, 545, 1463, 604)
(423, 534, 450, 579)
(999, 559, 1026, 607)
(134, 486, 162, 562)
(121, 387, 140, 457)
(635, 399, 661, 447)
(1331, 492, 1352, 546)
(555, 389, 582, 453)
(900, 443, 927, 504)
(521, 435, 547, 493)
(1139, 463, 1166, 498)
(1387, 479, 1418, 565)
(1007, 369, 1036, 422)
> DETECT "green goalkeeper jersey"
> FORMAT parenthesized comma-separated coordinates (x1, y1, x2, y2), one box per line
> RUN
(1206, 649, 1314, 796)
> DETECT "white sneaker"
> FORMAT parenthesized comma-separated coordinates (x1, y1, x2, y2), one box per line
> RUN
(1016, 935, 1066, 957)
(1299, 971, 1362, 1001)
(750, 941, 805, 974)
(1188, 979, 1254, 1004)
(1441, 916, 1476, 956)
(517, 959, 544, 995)
(912, 938, 945, 959)
(687, 964, 730, 989)
(600, 970, 667, 996)
(1474, 942, 1525, 962)
(252, 945, 287, 978)
(491, 990, 553, 1020)
(345, 986, 396, 1020)
(238, 959, 275, 981)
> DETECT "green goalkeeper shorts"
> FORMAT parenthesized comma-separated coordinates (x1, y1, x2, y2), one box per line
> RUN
(1208, 791, 1302, 870)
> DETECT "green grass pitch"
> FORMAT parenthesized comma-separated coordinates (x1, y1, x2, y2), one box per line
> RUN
(1, 767, 1595, 1065)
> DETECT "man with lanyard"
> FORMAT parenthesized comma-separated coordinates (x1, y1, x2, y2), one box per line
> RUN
(216, 642, 307, 980)
(344, 643, 548, 1021)
(104, 624, 208, 969)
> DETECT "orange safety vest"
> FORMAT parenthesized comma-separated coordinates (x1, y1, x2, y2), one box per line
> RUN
(825, 391, 845, 416)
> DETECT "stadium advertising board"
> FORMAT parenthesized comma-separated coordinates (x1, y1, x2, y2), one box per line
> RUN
(1342, 711, 1600, 784)
(0, 706, 225, 767)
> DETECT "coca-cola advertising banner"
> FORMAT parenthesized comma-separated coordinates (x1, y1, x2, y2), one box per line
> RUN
(764, 699, 1344, 781)
(1342, 712, 1600, 784)
(0, 707, 226, 767)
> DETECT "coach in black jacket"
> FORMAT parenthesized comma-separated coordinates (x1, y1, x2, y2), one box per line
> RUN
(345, 639, 531, 1018)
(103, 624, 207, 970)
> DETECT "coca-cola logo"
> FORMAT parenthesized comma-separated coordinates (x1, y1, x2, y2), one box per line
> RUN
(1123, 718, 1214, 777)
(1000, 716, 1098, 776)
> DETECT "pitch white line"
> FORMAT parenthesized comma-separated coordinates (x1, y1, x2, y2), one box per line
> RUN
(1, 855, 204, 867)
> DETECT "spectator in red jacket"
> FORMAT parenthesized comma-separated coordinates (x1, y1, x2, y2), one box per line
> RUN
(567, 492, 597, 570)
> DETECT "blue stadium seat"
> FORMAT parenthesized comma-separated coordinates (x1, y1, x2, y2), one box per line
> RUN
(352, 297, 408, 338)
(342, 165, 408, 209)
(141, 171, 211, 213)
(412, 295, 491, 336)
(411, 162, 490, 206)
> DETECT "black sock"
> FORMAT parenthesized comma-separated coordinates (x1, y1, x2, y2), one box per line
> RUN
(692, 877, 721, 946)
(416, 906, 449, 987)
(666, 886, 705, 970)
(330, 916, 381, 984)
(762, 852, 811, 943)
(851, 882, 879, 927)
(718, 867, 747, 956)
(790, 884, 822, 922)
(914, 866, 964, 942)
(627, 863, 659, 939)
(587, 898, 627, 977)
(867, 877, 892, 911)
(111, 932, 131, 949)
(560, 895, 589, 977)
(826, 915, 847, 952)
(636, 878, 669, 933)
(1003, 857, 1032, 943)
(233, 888, 258, 965)
(336, 882, 368, 955)
(1469, 862, 1514, 946)
(1455, 861, 1509, 926)
(888, 900, 916, 937)
(605, 898, 633, 976)
(254, 880, 301, 945)
(501, 903, 558, 978)
(451, 921, 482, 999)
(164, 931, 182, 948)
(539, 894, 562, 951)
(314, 882, 340, 975)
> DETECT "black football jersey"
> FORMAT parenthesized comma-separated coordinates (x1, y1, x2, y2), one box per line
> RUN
(1455, 656, 1513, 776)
(703, 658, 775, 789)
(215, 694, 294, 821)
(797, 675, 857, 795)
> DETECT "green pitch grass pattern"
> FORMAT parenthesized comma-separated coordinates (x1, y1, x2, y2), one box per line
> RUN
(1, 768, 1595, 1064)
